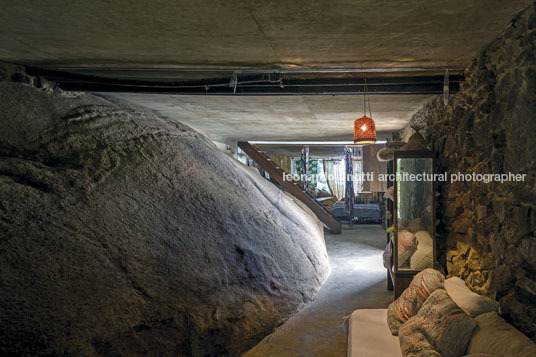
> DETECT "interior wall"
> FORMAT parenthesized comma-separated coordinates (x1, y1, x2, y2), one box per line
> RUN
(410, 5, 536, 340)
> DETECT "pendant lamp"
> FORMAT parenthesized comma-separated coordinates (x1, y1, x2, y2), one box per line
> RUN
(354, 70, 377, 145)
(354, 116, 376, 144)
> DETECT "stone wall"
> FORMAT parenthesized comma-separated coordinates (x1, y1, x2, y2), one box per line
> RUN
(408, 5, 536, 340)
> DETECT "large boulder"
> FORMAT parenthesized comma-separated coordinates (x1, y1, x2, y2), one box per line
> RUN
(0, 82, 330, 356)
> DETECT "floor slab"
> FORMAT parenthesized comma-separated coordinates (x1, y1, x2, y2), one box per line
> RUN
(244, 224, 393, 357)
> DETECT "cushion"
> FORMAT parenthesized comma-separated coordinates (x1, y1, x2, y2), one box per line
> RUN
(399, 289, 478, 357)
(387, 268, 445, 335)
(408, 218, 427, 233)
(347, 309, 401, 357)
(410, 230, 433, 270)
(399, 330, 441, 357)
(467, 312, 536, 357)
(398, 230, 417, 266)
(444, 277, 499, 317)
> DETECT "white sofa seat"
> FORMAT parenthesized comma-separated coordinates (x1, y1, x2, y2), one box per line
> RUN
(347, 309, 401, 357)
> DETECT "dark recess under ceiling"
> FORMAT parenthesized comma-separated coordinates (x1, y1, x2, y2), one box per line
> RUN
(25, 66, 462, 96)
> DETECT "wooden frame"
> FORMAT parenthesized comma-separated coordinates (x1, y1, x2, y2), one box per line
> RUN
(386, 160, 394, 291)
(391, 149, 436, 297)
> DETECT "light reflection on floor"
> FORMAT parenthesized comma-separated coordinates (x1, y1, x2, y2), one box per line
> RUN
(244, 224, 393, 357)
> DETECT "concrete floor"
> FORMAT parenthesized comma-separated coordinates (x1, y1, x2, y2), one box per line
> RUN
(244, 224, 393, 357)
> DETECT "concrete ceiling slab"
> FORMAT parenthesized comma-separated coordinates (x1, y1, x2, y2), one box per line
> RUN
(104, 93, 432, 142)
(0, 1, 531, 69)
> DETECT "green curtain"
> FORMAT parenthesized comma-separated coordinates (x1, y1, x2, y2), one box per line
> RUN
(294, 158, 319, 188)
(309, 159, 318, 187)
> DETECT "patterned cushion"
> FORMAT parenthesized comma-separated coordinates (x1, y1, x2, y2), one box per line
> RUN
(398, 230, 417, 266)
(387, 268, 445, 335)
(400, 289, 478, 357)
(399, 329, 441, 357)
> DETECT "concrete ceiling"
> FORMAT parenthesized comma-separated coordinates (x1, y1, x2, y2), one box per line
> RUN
(1, 1, 531, 142)
(0, 0, 531, 69)
(105, 93, 432, 142)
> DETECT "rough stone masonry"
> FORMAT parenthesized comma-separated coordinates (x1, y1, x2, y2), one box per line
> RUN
(409, 4, 536, 341)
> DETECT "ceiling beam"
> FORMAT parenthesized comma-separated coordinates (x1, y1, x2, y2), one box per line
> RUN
(26, 66, 462, 96)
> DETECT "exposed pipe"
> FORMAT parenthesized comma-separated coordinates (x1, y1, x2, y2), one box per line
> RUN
(25, 65, 464, 96)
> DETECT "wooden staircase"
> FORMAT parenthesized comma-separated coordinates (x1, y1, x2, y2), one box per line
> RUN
(238, 142, 342, 234)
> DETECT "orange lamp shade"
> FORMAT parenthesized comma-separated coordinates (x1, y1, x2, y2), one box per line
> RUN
(354, 116, 377, 144)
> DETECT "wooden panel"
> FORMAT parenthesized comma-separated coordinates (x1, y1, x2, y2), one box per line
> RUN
(392, 271, 416, 299)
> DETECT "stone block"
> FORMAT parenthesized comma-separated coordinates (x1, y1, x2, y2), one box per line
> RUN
(453, 216, 473, 234)
(457, 241, 471, 257)
(532, 207, 536, 233)
(466, 270, 492, 294)
(446, 249, 458, 263)
(526, 67, 536, 97)
(528, 9, 536, 30)
(445, 200, 464, 218)
(490, 232, 507, 263)
(511, 205, 532, 237)
(528, 29, 536, 46)
(492, 198, 508, 223)
(479, 212, 500, 236)
(500, 292, 536, 340)
(448, 254, 469, 278)
(447, 231, 465, 250)
(467, 248, 482, 271)
(520, 237, 536, 269)
(493, 264, 516, 295)
(443, 134, 457, 156)
(516, 274, 536, 297)
(475, 233, 489, 246)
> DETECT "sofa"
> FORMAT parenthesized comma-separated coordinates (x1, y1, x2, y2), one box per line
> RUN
(347, 274, 536, 357)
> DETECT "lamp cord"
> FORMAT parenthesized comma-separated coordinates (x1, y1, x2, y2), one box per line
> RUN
(363, 73, 367, 117)
(362, 65, 372, 118)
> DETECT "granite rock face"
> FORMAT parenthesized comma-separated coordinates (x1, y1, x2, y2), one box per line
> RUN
(410, 5, 536, 341)
(0, 82, 330, 356)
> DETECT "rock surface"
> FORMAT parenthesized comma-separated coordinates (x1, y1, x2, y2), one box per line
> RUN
(0, 82, 330, 356)
(410, 5, 536, 341)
